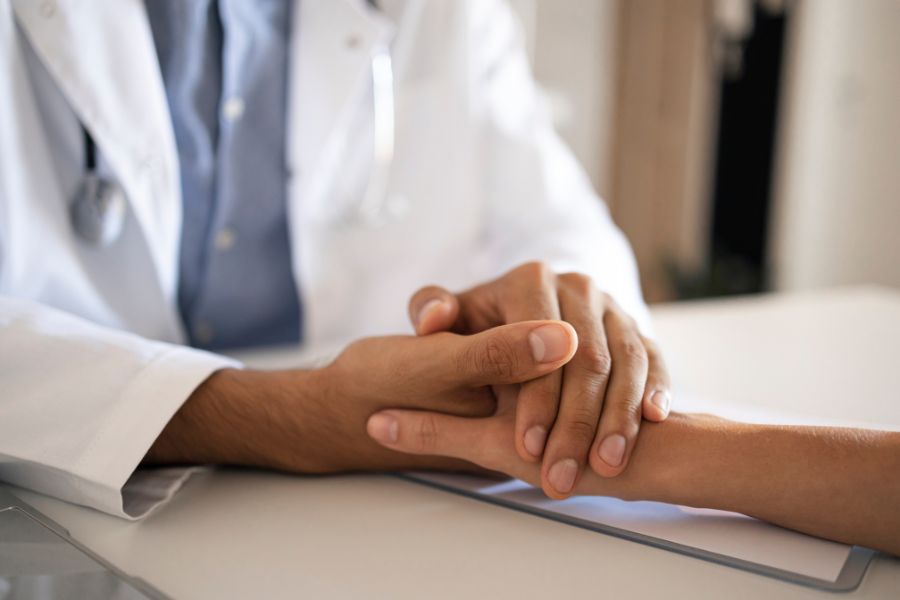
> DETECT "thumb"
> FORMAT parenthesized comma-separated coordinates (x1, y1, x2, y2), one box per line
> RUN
(408, 285, 460, 335)
(443, 320, 577, 387)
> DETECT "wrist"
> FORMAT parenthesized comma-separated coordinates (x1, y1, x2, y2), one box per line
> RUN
(144, 367, 244, 465)
(593, 413, 733, 504)
(624, 413, 751, 507)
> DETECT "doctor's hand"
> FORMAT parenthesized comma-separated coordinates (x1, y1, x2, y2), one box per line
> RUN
(406, 262, 672, 499)
(145, 320, 577, 474)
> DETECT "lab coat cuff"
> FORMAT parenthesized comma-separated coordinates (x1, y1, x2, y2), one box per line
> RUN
(76, 346, 241, 520)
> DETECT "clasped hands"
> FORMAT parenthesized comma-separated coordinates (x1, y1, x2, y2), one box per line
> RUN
(155, 262, 671, 500)
(353, 261, 672, 498)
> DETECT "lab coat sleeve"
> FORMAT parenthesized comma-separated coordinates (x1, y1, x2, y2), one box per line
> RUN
(469, 0, 652, 333)
(0, 296, 240, 519)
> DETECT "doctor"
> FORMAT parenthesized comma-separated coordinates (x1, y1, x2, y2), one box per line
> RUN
(0, 0, 670, 518)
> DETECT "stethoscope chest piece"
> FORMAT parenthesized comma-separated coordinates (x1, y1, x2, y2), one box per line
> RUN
(71, 173, 127, 247)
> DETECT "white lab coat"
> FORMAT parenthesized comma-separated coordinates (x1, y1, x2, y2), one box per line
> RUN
(0, 0, 649, 518)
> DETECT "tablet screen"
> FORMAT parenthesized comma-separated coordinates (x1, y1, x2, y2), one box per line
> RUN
(0, 507, 159, 599)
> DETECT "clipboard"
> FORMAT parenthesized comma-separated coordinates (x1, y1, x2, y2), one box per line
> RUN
(401, 472, 875, 592)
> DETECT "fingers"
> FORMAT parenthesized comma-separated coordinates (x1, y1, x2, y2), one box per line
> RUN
(404, 265, 668, 490)
(588, 308, 649, 478)
(438, 320, 577, 388)
(515, 371, 564, 464)
(367, 410, 484, 462)
(641, 336, 672, 422)
(539, 280, 610, 499)
(408, 286, 460, 335)
(367, 409, 536, 481)
(498, 264, 564, 464)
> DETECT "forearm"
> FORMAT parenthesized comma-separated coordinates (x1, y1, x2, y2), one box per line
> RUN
(143, 368, 323, 472)
(582, 414, 900, 555)
(144, 358, 491, 475)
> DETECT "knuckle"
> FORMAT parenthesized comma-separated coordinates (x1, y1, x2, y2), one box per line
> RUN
(463, 337, 519, 380)
(563, 407, 600, 445)
(413, 414, 439, 452)
(608, 396, 644, 429)
(615, 338, 648, 363)
(514, 260, 553, 284)
(559, 271, 593, 295)
(576, 343, 612, 379)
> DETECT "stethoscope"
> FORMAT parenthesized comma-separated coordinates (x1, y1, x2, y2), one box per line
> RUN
(70, 127, 127, 247)
(71, 21, 397, 245)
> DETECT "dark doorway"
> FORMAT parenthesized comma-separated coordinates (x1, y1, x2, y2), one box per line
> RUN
(676, 4, 789, 298)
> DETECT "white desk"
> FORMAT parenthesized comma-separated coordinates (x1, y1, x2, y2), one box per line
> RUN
(13, 287, 900, 599)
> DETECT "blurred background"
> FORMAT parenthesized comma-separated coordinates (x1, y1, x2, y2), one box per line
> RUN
(508, 0, 900, 303)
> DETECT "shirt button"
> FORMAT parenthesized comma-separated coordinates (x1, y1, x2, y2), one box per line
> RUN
(214, 227, 236, 251)
(193, 321, 214, 345)
(222, 97, 245, 121)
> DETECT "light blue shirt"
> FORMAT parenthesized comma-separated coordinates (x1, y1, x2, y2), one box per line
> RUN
(146, 0, 301, 350)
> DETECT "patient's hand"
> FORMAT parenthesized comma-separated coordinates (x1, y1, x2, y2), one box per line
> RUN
(366, 392, 735, 500)
(367, 384, 571, 489)
(406, 262, 672, 498)
(366, 397, 900, 556)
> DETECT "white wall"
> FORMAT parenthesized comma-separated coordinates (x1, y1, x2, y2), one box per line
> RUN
(771, 0, 900, 291)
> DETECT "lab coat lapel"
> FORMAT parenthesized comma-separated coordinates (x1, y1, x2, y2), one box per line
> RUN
(11, 0, 181, 303)
(287, 0, 395, 220)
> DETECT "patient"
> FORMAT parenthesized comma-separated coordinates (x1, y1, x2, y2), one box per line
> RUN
(366, 385, 900, 556)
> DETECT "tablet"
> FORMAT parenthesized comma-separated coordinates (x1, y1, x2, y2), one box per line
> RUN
(0, 489, 167, 600)
(402, 472, 875, 592)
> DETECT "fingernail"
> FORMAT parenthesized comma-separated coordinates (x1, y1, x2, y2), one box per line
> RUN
(528, 324, 572, 363)
(415, 299, 444, 327)
(598, 434, 626, 467)
(367, 414, 399, 444)
(650, 389, 671, 414)
(524, 426, 547, 457)
(548, 458, 578, 494)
